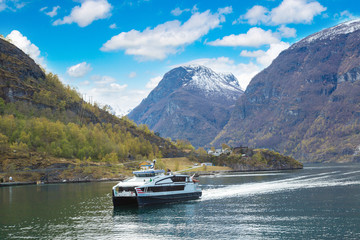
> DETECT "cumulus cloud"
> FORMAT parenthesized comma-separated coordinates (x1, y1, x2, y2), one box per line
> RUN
(242, 0, 326, 25)
(101, 8, 231, 60)
(241, 42, 290, 67)
(6, 30, 45, 67)
(45, 6, 60, 17)
(271, 0, 326, 24)
(177, 57, 262, 89)
(208, 27, 280, 47)
(67, 62, 92, 78)
(146, 76, 162, 89)
(241, 5, 269, 25)
(53, 0, 112, 27)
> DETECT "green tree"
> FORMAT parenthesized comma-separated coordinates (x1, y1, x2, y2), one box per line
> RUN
(0, 133, 8, 152)
(0, 97, 5, 115)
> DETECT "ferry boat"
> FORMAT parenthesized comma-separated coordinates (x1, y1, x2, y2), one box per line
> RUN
(112, 162, 202, 206)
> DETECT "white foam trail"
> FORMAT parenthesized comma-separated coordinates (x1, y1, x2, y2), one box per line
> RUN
(201, 171, 360, 201)
(342, 170, 360, 175)
(200, 173, 287, 178)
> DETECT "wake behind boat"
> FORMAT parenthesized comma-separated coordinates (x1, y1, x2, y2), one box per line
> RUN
(112, 161, 202, 207)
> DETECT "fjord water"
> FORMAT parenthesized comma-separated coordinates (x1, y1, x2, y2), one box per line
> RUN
(1, 164, 360, 239)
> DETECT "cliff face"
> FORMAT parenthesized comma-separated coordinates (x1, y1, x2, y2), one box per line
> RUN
(0, 38, 46, 103)
(214, 20, 360, 163)
(129, 65, 243, 147)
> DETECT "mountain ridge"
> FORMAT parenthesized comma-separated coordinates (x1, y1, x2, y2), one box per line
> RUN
(128, 65, 243, 147)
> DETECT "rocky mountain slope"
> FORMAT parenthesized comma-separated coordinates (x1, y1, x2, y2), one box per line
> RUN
(213, 19, 360, 163)
(128, 65, 243, 147)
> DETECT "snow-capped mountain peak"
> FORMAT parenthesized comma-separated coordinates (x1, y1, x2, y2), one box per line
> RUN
(180, 65, 242, 94)
(297, 19, 360, 47)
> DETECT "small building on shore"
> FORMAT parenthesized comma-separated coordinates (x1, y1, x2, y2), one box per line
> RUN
(201, 162, 213, 166)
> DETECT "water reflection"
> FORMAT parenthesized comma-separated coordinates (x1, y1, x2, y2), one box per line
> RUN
(1, 165, 360, 240)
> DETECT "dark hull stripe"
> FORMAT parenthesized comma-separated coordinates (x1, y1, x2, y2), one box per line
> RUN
(136, 192, 202, 206)
(112, 191, 138, 206)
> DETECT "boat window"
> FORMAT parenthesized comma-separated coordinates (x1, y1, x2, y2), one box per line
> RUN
(146, 185, 185, 192)
(155, 177, 173, 185)
(117, 187, 135, 192)
(134, 173, 155, 177)
(171, 176, 186, 182)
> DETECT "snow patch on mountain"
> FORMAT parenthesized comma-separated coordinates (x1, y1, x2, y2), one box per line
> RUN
(295, 19, 360, 47)
(181, 65, 243, 97)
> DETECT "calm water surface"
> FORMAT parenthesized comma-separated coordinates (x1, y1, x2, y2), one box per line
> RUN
(1, 164, 360, 239)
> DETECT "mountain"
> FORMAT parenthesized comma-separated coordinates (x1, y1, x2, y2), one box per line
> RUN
(0, 37, 181, 161)
(213, 19, 360, 163)
(128, 65, 243, 147)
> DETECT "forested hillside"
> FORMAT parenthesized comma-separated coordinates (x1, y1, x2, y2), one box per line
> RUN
(0, 37, 182, 181)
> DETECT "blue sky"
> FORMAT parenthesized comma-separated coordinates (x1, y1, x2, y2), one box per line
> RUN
(0, 0, 359, 115)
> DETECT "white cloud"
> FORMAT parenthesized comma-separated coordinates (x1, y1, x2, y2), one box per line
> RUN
(110, 83, 127, 91)
(45, 6, 60, 18)
(109, 23, 117, 29)
(79, 76, 134, 115)
(177, 57, 262, 89)
(278, 25, 297, 38)
(241, 42, 290, 67)
(208, 27, 280, 47)
(53, 0, 112, 27)
(67, 62, 92, 78)
(6, 30, 45, 67)
(271, 0, 326, 24)
(171, 7, 189, 16)
(242, 5, 269, 25)
(334, 10, 357, 21)
(0, 0, 26, 11)
(40, 6, 48, 12)
(101, 8, 231, 60)
(146, 76, 162, 89)
(242, 0, 326, 25)
(128, 72, 137, 78)
(218, 6, 233, 15)
(172, 5, 199, 16)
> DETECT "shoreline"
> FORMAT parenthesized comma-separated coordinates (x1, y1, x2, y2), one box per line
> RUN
(0, 177, 124, 188)
(0, 167, 304, 187)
